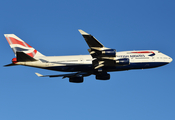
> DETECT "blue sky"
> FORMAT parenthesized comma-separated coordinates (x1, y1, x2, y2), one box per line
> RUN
(1, 0, 175, 120)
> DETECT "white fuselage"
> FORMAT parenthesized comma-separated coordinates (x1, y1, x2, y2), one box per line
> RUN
(4, 31, 173, 81)
(16, 50, 172, 72)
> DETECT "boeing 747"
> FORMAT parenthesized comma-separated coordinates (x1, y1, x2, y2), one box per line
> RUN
(4, 30, 173, 83)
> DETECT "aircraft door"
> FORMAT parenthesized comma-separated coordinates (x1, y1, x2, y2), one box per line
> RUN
(80, 58, 84, 63)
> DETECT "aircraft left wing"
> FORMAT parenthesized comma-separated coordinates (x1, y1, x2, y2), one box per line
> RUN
(35, 72, 91, 78)
(78, 29, 117, 70)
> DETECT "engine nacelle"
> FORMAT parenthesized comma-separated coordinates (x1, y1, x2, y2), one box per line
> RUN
(116, 58, 130, 66)
(101, 49, 116, 57)
(90, 49, 116, 58)
(96, 72, 110, 80)
(69, 77, 84, 83)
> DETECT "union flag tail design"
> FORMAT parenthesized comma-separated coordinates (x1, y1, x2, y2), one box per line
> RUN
(4, 34, 44, 58)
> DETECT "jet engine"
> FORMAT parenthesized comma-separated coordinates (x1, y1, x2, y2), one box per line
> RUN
(89, 49, 116, 58)
(100, 49, 116, 57)
(116, 58, 130, 66)
(96, 72, 110, 80)
(69, 77, 84, 83)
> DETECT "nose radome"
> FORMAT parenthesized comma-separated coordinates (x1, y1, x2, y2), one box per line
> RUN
(169, 57, 173, 63)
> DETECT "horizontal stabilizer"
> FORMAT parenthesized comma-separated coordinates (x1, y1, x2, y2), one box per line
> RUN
(16, 52, 37, 62)
(4, 63, 18, 67)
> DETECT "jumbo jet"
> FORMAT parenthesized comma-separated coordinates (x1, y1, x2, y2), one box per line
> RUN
(4, 30, 173, 83)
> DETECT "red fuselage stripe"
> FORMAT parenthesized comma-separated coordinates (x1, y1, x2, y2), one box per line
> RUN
(131, 51, 154, 54)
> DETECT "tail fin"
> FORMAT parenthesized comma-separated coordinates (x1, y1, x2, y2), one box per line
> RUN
(4, 34, 44, 58)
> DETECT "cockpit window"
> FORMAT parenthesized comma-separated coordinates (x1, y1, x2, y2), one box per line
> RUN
(158, 51, 161, 53)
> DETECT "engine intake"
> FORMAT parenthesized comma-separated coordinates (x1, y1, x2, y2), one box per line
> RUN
(96, 72, 110, 80)
(69, 77, 84, 83)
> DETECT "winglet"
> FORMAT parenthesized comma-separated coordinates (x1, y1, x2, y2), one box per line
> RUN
(35, 72, 43, 77)
(78, 29, 89, 35)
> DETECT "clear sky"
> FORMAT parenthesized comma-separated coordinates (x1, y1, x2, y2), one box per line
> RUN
(0, 0, 175, 120)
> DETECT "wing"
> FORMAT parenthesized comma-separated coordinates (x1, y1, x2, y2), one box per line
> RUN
(78, 29, 104, 48)
(78, 29, 117, 70)
(35, 72, 91, 78)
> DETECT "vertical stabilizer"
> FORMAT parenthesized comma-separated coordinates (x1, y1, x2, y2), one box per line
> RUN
(4, 34, 44, 58)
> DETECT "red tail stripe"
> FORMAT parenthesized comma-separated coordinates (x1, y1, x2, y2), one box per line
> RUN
(27, 53, 34, 57)
(27, 49, 37, 57)
(7, 37, 32, 48)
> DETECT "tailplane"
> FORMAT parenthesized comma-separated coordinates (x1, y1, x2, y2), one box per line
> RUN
(4, 34, 44, 58)
(4, 51, 37, 67)
(16, 52, 37, 62)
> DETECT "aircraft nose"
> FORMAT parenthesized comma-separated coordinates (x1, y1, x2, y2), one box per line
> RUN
(169, 57, 173, 63)
(164, 55, 173, 63)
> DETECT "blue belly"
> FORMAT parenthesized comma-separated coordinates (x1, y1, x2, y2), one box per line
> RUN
(43, 62, 169, 72)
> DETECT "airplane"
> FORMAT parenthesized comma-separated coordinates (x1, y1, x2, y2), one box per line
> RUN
(4, 30, 173, 83)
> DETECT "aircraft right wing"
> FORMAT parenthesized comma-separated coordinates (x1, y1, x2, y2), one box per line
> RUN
(78, 29, 104, 48)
